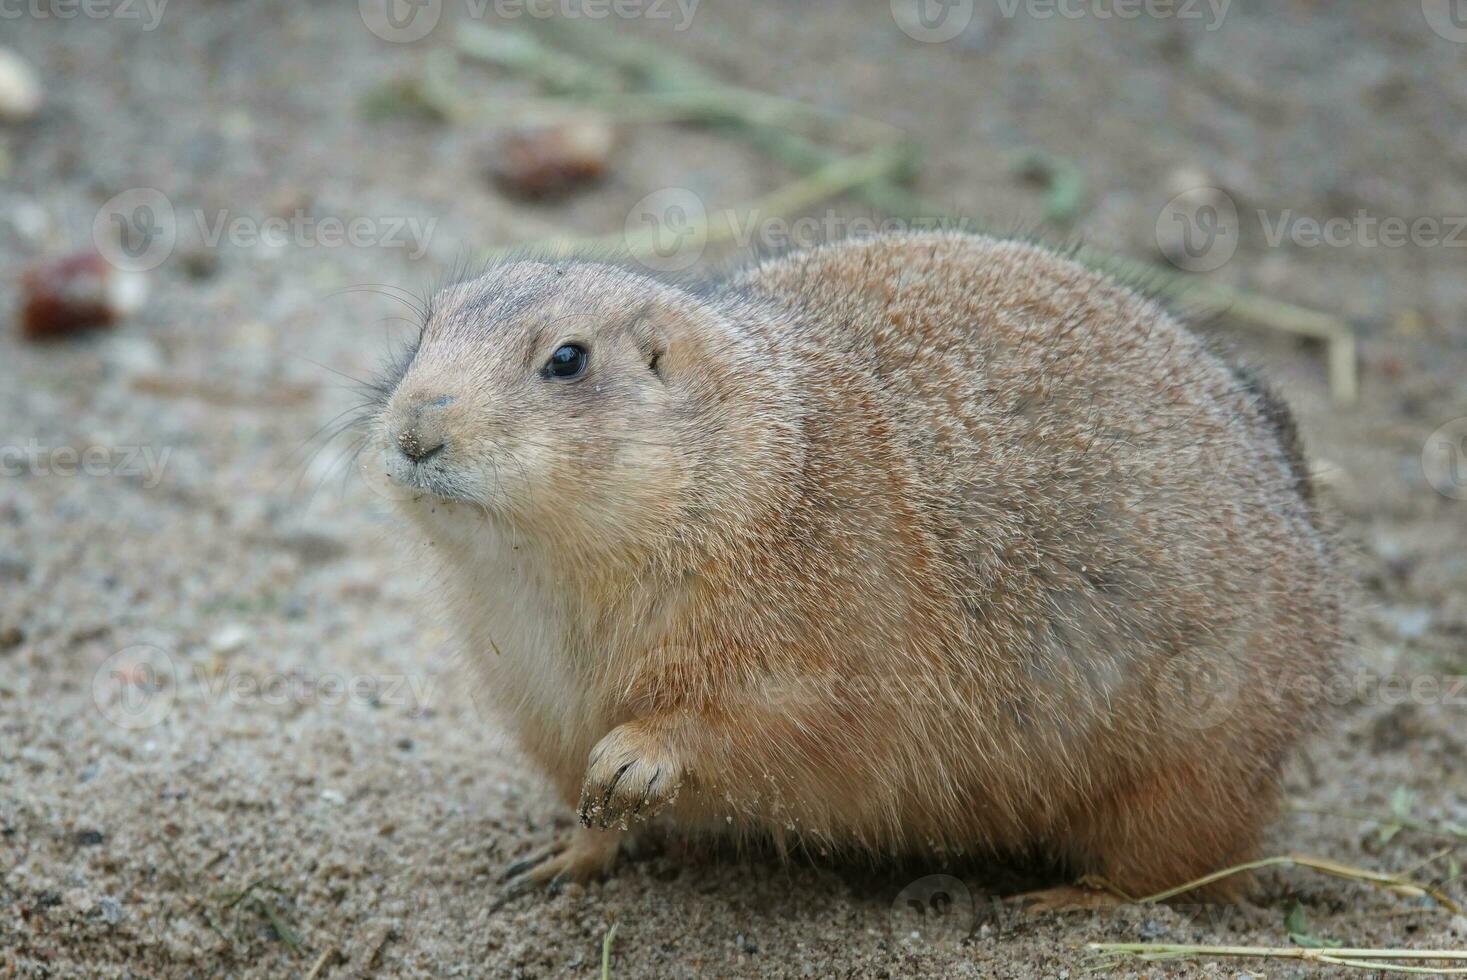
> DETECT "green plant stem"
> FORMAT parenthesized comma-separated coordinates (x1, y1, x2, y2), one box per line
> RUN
(601, 922, 619, 980)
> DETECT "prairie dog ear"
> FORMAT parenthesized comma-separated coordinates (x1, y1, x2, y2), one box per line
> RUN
(626, 303, 673, 377)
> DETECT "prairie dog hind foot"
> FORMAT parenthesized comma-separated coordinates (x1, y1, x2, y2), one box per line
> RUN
(499, 826, 625, 902)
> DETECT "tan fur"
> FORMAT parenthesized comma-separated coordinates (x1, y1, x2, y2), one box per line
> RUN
(368, 232, 1343, 897)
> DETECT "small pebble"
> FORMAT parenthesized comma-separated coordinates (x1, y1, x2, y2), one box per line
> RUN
(0, 48, 42, 123)
(9, 198, 50, 245)
(208, 623, 251, 655)
(180, 247, 220, 280)
(485, 117, 614, 200)
(19, 250, 146, 341)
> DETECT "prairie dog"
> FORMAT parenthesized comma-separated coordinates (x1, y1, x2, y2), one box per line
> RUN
(366, 232, 1342, 898)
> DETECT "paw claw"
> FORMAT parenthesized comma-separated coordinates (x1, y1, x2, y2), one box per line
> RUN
(499, 842, 565, 883)
(583, 761, 634, 825)
(630, 768, 666, 815)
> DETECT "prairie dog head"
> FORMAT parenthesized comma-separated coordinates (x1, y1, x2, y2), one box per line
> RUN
(367, 260, 798, 562)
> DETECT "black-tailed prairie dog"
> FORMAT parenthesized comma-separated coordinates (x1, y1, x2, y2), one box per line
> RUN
(366, 232, 1342, 901)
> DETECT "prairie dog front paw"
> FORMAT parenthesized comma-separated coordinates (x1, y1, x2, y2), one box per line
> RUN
(579, 723, 685, 829)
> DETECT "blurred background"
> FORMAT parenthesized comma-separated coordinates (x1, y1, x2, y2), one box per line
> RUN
(1, 2, 1465, 976)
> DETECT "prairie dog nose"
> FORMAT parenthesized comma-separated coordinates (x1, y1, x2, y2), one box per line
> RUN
(396, 394, 454, 463)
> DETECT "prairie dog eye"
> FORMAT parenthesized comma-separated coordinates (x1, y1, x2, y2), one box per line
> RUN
(542, 343, 589, 380)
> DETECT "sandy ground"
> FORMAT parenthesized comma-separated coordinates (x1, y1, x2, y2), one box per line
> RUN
(2, 1, 1466, 976)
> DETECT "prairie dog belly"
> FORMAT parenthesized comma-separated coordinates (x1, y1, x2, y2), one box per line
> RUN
(411, 506, 602, 798)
